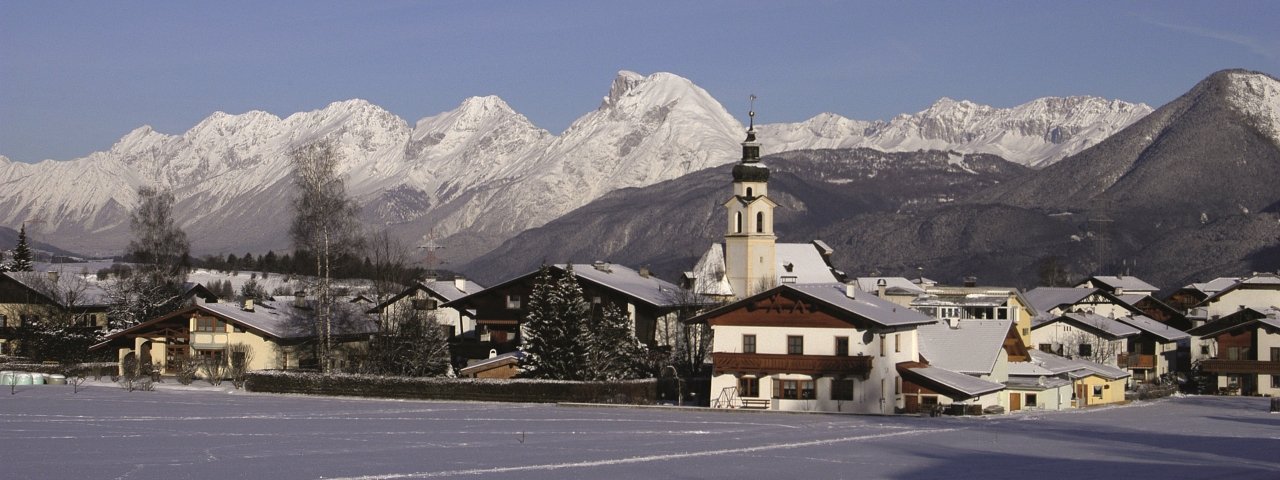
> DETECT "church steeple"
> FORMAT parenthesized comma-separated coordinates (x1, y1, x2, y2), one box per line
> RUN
(723, 96, 777, 298)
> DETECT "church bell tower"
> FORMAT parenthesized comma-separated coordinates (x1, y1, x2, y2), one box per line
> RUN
(723, 99, 777, 298)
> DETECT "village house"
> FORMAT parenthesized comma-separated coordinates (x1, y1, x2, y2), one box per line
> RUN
(907, 282, 1035, 348)
(1075, 275, 1160, 297)
(365, 277, 484, 339)
(852, 277, 925, 307)
(1030, 312, 1138, 368)
(1015, 349, 1131, 407)
(1184, 273, 1280, 329)
(91, 297, 377, 375)
(909, 318, 1026, 413)
(692, 282, 935, 414)
(1165, 277, 1240, 313)
(1113, 314, 1190, 383)
(1187, 307, 1280, 396)
(442, 262, 692, 358)
(1023, 286, 1141, 319)
(0, 271, 110, 354)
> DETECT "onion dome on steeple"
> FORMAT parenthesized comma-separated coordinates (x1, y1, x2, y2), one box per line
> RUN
(733, 95, 769, 182)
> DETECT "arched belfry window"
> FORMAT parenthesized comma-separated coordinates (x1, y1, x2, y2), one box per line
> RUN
(746, 187, 753, 197)
(735, 211, 743, 233)
(756, 212, 765, 233)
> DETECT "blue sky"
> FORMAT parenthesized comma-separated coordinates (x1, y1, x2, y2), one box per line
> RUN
(2, 0, 1277, 163)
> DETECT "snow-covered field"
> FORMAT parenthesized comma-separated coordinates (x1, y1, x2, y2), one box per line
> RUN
(2, 381, 1277, 479)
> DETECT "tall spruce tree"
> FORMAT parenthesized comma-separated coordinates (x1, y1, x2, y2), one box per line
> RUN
(519, 265, 589, 380)
(581, 303, 647, 381)
(10, 223, 35, 271)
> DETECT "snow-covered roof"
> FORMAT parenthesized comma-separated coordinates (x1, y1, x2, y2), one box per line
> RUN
(458, 350, 524, 376)
(1114, 314, 1190, 342)
(1188, 307, 1280, 337)
(775, 243, 839, 284)
(685, 243, 733, 296)
(917, 319, 1013, 375)
(1115, 293, 1148, 308)
(420, 278, 485, 302)
(1200, 273, 1280, 304)
(200, 300, 377, 339)
(1007, 360, 1057, 377)
(685, 242, 838, 298)
(564, 263, 685, 308)
(1004, 375, 1072, 390)
(2, 271, 111, 307)
(854, 277, 925, 295)
(1183, 277, 1241, 295)
(789, 283, 936, 327)
(1025, 349, 1130, 380)
(1022, 287, 1093, 314)
(898, 363, 1006, 399)
(1032, 312, 1141, 339)
(1080, 275, 1158, 293)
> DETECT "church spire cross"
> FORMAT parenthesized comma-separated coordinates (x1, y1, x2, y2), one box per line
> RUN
(748, 94, 757, 131)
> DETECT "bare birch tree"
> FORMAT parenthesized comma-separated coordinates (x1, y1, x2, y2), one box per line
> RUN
(289, 140, 363, 373)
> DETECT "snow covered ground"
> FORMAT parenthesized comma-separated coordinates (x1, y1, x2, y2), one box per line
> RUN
(2, 381, 1277, 479)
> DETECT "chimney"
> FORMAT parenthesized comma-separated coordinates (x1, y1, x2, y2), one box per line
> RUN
(638, 266, 650, 278)
(488, 348, 498, 359)
(876, 278, 887, 299)
(593, 261, 611, 273)
(243, 299, 255, 312)
(964, 276, 977, 288)
(454, 277, 467, 293)
(294, 290, 306, 308)
(47, 271, 59, 283)
(845, 283, 856, 298)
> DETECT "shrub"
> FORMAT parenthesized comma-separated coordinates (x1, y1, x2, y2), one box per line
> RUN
(245, 371, 657, 404)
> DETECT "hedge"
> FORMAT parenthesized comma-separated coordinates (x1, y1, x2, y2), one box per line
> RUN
(244, 370, 657, 404)
(0, 361, 117, 378)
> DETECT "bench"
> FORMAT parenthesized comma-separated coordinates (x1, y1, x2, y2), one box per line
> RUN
(739, 398, 771, 409)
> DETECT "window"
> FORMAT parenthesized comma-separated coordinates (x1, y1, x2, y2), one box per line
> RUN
(787, 336, 803, 355)
(879, 335, 886, 356)
(835, 337, 849, 356)
(777, 380, 815, 400)
(738, 377, 760, 398)
(0, 314, 8, 327)
(921, 395, 938, 406)
(505, 294, 522, 310)
(746, 187, 753, 197)
(195, 316, 225, 332)
(894, 333, 901, 353)
(196, 349, 224, 363)
(1092, 385, 1103, 398)
(895, 377, 901, 394)
(1272, 375, 1280, 389)
(756, 212, 765, 233)
(743, 334, 756, 354)
(231, 351, 247, 369)
(1026, 393, 1038, 407)
(412, 298, 438, 310)
(735, 212, 743, 233)
(1271, 347, 1280, 362)
(1227, 346, 1249, 360)
(1039, 343, 1054, 352)
(780, 276, 797, 284)
(831, 379, 854, 401)
(1078, 343, 1092, 358)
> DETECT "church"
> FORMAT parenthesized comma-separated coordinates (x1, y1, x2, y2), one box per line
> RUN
(684, 108, 842, 300)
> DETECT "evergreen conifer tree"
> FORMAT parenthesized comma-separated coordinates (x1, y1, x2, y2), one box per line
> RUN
(519, 265, 589, 380)
(11, 223, 35, 271)
(581, 303, 647, 381)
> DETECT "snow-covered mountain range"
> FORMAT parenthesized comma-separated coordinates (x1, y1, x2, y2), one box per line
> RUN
(0, 70, 1153, 260)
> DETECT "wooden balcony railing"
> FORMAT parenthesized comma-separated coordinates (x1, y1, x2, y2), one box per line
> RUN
(712, 352, 873, 378)
(1118, 353, 1156, 369)
(1199, 359, 1280, 375)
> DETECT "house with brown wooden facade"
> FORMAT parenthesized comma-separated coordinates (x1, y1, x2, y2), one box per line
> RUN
(690, 283, 935, 414)
(0, 271, 110, 354)
(1187, 307, 1280, 396)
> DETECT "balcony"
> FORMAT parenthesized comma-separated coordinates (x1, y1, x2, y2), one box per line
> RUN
(712, 352, 872, 378)
(1199, 359, 1280, 375)
(1118, 353, 1156, 369)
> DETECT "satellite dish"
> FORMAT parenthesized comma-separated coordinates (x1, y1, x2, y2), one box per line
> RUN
(1037, 375, 1047, 387)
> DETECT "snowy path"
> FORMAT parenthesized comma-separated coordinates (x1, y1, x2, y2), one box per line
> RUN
(1, 382, 1277, 479)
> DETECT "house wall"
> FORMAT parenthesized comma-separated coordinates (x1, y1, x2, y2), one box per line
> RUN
(1031, 322, 1127, 367)
(1074, 375, 1126, 406)
(709, 324, 917, 414)
(1006, 384, 1073, 411)
(381, 292, 472, 338)
(1204, 289, 1280, 320)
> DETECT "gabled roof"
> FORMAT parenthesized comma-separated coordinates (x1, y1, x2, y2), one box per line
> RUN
(2, 271, 111, 308)
(1182, 277, 1241, 296)
(897, 362, 1006, 399)
(367, 278, 486, 314)
(685, 242, 839, 298)
(1032, 312, 1141, 340)
(459, 350, 524, 376)
(92, 299, 377, 350)
(446, 263, 690, 311)
(1114, 314, 1190, 342)
(1022, 287, 1139, 316)
(1199, 273, 1280, 305)
(1025, 349, 1130, 380)
(1078, 275, 1159, 293)
(688, 283, 935, 329)
(1187, 307, 1280, 337)
(917, 319, 1013, 375)
(854, 277, 925, 296)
